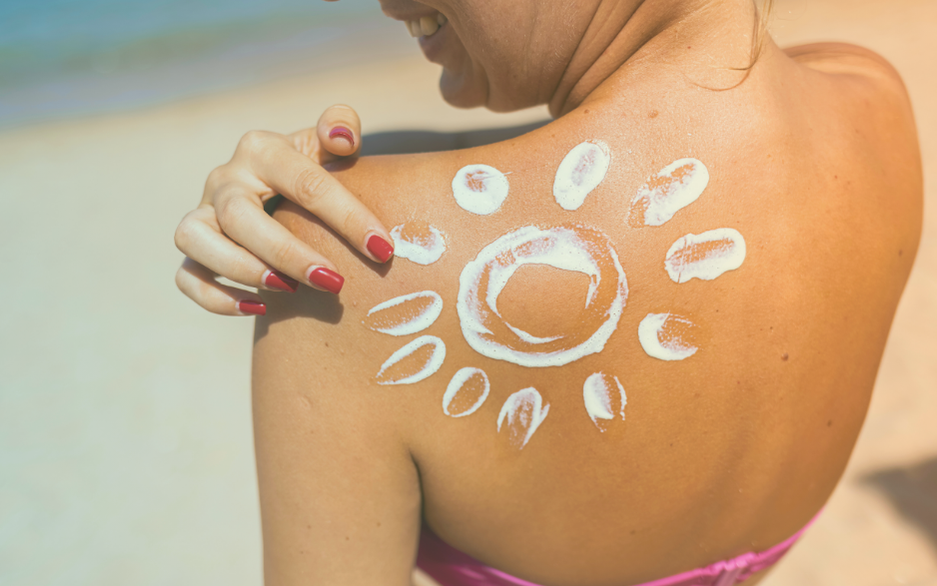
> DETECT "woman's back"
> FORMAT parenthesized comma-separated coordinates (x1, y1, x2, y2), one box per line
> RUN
(253, 39, 921, 586)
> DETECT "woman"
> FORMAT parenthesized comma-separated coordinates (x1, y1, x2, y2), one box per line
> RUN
(174, 0, 923, 584)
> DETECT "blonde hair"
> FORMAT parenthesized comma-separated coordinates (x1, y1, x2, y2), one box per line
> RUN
(741, 0, 775, 71)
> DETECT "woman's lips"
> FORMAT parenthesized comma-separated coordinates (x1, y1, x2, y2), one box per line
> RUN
(405, 13, 447, 37)
(417, 19, 449, 62)
(400, 13, 450, 63)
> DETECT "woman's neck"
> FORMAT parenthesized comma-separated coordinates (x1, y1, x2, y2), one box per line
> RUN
(549, 0, 768, 117)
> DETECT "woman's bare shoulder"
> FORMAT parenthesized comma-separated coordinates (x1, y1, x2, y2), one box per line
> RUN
(785, 42, 903, 78)
(784, 42, 917, 148)
(781, 41, 922, 237)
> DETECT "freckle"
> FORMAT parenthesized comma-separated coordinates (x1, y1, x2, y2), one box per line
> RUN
(834, 175, 838, 179)
(584, 108, 590, 114)
(648, 110, 659, 118)
(782, 353, 789, 361)
(630, 530, 636, 535)
(377, 522, 381, 527)
(899, 249, 903, 256)
(325, 342, 329, 347)
(669, 443, 673, 447)
(345, 536, 350, 541)
(827, 420, 833, 427)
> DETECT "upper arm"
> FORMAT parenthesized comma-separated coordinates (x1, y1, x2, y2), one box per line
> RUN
(252, 310, 423, 586)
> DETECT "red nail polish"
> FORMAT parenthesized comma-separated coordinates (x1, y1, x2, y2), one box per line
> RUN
(367, 235, 394, 263)
(263, 270, 298, 293)
(329, 126, 355, 146)
(308, 267, 345, 294)
(237, 300, 266, 316)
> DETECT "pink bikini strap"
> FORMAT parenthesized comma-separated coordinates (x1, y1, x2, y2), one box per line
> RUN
(641, 511, 821, 586)
(416, 511, 821, 586)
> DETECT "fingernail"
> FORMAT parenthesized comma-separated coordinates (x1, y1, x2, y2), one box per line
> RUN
(329, 126, 355, 146)
(367, 235, 394, 263)
(263, 270, 299, 293)
(237, 300, 266, 316)
(308, 267, 345, 294)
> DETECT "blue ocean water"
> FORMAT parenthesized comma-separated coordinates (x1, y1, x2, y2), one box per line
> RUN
(0, 0, 410, 128)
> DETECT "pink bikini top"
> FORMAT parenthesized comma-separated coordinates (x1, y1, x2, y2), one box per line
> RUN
(417, 512, 820, 586)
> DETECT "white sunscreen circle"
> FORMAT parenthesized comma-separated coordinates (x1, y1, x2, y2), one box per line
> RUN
(390, 223, 447, 265)
(451, 164, 509, 215)
(630, 158, 709, 227)
(583, 372, 626, 431)
(553, 140, 611, 211)
(457, 225, 628, 368)
(497, 387, 550, 449)
(442, 367, 490, 417)
(664, 227, 746, 283)
(376, 335, 446, 385)
(364, 291, 443, 336)
(638, 313, 698, 361)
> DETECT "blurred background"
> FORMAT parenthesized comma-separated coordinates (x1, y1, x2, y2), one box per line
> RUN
(0, 0, 934, 584)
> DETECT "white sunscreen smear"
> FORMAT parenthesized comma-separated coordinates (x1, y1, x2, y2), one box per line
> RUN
(553, 140, 611, 211)
(582, 372, 627, 432)
(442, 367, 490, 417)
(665, 228, 746, 283)
(457, 225, 628, 368)
(638, 313, 698, 361)
(452, 164, 509, 215)
(630, 158, 709, 227)
(375, 335, 446, 385)
(390, 222, 447, 265)
(497, 388, 550, 449)
(364, 291, 442, 336)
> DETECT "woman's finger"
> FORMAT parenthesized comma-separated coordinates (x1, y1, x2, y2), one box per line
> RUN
(316, 104, 362, 159)
(174, 207, 299, 293)
(287, 105, 363, 162)
(248, 139, 395, 264)
(175, 257, 266, 316)
(214, 188, 347, 294)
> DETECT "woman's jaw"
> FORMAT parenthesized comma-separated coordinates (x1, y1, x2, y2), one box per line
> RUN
(380, 0, 492, 109)
(378, 0, 767, 117)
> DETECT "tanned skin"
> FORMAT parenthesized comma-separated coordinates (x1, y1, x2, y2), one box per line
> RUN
(251, 1, 923, 584)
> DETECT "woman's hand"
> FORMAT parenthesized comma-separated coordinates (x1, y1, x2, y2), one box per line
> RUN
(174, 104, 395, 316)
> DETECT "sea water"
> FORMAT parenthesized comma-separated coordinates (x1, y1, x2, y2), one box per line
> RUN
(0, 0, 409, 128)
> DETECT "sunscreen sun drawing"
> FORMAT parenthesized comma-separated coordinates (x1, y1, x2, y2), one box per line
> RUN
(366, 143, 746, 449)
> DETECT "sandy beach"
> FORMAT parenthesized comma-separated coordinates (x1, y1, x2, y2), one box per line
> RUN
(1, 1, 934, 584)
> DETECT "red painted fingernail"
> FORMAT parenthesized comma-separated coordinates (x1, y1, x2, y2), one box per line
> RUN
(308, 267, 345, 294)
(263, 270, 299, 293)
(237, 300, 266, 316)
(367, 235, 394, 263)
(329, 126, 355, 146)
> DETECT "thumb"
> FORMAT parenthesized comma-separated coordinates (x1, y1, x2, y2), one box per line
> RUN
(316, 104, 362, 160)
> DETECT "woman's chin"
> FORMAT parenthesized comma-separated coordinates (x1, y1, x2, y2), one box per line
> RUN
(438, 68, 487, 110)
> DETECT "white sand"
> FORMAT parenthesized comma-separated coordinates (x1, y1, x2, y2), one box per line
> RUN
(0, 1, 935, 584)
